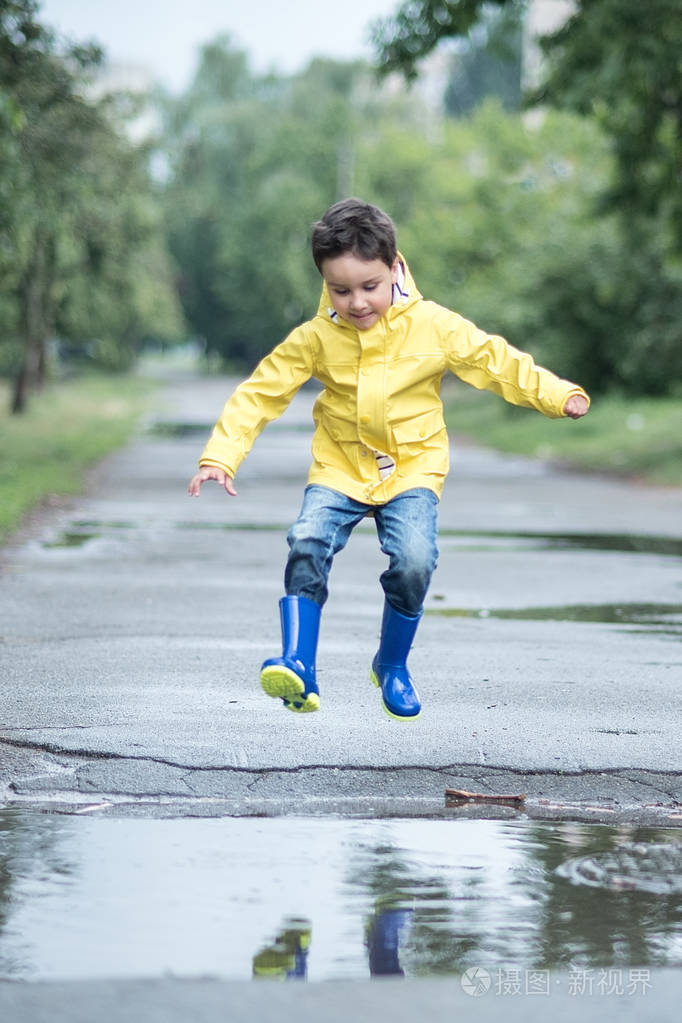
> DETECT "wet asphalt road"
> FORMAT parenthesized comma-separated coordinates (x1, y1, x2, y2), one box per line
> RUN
(1, 369, 681, 822)
(2, 369, 682, 1020)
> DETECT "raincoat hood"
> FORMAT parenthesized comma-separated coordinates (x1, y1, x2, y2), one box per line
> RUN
(315, 252, 422, 328)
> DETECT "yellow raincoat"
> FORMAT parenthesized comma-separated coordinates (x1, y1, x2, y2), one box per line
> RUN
(199, 256, 589, 505)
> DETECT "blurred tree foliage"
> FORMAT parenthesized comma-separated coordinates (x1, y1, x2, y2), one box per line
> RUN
(161, 28, 680, 395)
(161, 39, 390, 366)
(530, 0, 682, 247)
(0, 0, 184, 412)
(1, 0, 678, 419)
(372, 0, 520, 80)
(355, 99, 634, 394)
(370, 0, 682, 394)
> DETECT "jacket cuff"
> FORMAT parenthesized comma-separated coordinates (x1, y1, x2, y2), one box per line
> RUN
(199, 458, 235, 476)
(560, 386, 590, 416)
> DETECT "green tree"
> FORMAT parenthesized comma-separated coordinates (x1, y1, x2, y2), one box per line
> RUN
(373, 0, 682, 247)
(533, 0, 682, 249)
(372, 0, 518, 81)
(356, 99, 611, 385)
(0, 0, 184, 410)
(158, 18, 680, 396)
(371, 0, 682, 394)
(162, 41, 394, 367)
(0, 0, 70, 406)
(55, 125, 184, 371)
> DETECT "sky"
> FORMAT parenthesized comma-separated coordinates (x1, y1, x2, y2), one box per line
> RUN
(38, 0, 403, 93)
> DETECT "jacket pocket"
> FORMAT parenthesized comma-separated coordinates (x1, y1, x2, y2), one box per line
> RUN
(392, 407, 449, 478)
(391, 407, 445, 446)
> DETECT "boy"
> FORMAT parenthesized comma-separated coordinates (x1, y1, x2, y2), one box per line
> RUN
(188, 198, 589, 721)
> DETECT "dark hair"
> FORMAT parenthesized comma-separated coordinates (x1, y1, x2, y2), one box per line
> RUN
(311, 198, 397, 272)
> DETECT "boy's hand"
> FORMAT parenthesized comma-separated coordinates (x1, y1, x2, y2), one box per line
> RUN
(188, 466, 237, 497)
(563, 395, 589, 419)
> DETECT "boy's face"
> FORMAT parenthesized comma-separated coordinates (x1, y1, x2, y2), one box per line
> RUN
(321, 252, 399, 331)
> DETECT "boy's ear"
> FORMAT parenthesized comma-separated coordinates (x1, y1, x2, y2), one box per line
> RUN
(391, 258, 400, 283)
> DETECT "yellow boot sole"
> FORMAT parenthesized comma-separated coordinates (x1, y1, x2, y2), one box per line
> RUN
(260, 664, 320, 713)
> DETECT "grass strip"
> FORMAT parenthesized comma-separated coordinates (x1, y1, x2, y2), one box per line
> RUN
(0, 372, 157, 543)
(443, 383, 682, 487)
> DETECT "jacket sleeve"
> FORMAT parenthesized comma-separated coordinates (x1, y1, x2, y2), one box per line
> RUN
(440, 309, 590, 418)
(199, 326, 315, 477)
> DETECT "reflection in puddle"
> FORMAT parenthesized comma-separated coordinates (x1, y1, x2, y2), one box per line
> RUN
(0, 812, 681, 982)
(252, 917, 312, 980)
(558, 841, 682, 895)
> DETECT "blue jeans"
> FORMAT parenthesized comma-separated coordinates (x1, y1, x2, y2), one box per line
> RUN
(284, 485, 439, 617)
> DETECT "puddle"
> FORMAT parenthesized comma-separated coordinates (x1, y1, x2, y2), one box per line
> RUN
(147, 421, 312, 438)
(146, 421, 213, 437)
(40, 522, 134, 549)
(174, 521, 285, 532)
(437, 530, 682, 558)
(0, 811, 681, 982)
(40, 521, 682, 557)
(428, 603, 682, 629)
(35, 519, 682, 638)
(41, 531, 100, 549)
(72, 520, 135, 530)
(558, 841, 682, 895)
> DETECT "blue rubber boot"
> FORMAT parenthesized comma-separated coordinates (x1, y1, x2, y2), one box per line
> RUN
(260, 596, 321, 713)
(367, 907, 414, 976)
(370, 601, 422, 721)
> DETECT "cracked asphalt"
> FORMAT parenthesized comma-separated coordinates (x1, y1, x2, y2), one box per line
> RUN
(1, 370, 682, 823)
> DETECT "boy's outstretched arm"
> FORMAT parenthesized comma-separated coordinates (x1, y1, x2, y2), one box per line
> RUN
(563, 395, 589, 419)
(188, 465, 237, 497)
